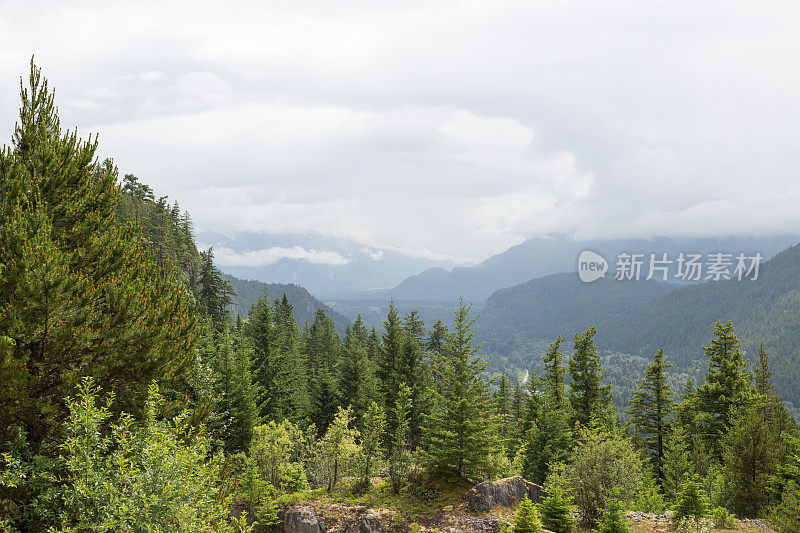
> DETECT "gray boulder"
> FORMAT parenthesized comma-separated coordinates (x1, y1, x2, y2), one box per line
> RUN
(357, 514, 385, 533)
(283, 506, 325, 533)
(467, 476, 546, 513)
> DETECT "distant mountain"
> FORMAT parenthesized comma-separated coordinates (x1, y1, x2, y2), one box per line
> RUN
(223, 274, 349, 332)
(199, 231, 454, 298)
(478, 242, 800, 411)
(391, 235, 800, 301)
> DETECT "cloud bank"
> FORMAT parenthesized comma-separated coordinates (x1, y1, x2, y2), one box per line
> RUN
(1, 1, 799, 263)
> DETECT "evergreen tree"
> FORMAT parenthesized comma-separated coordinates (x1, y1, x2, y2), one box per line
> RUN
(340, 321, 377, 423)
(627, 348, 673, 484)
(521, 404, 570, 485)
(543, 336, 567, 408)
(755, 343, 773, 397)
(198, 248, 234, 327)
(274, 294, 308, 422)
(247, 295, 291, 422)
(597, 494, 629, 533)
(0, 61, 197, 454)
(389, 384, 412, 494)
(540, 486, 576, 533)
(378, 301, 403, 439)
(722, 405, 784, 517)
(303, 310, 341, 433)
(697, 321, 753, 459)
(662, 426, 692, 502)
(425, 301, 495, 480)
(568, 326, 612, 429)
(512, 497, 542, 533)
(227, 329, 259, 453)
(672, 480, 710, 523)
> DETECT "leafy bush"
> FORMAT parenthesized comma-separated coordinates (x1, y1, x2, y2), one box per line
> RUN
(771, 481, 800, 533)
(672, 480, 710, 524)
(281, 462, 309, 493)
(674, 515, 713, 533)
(632, 471, 666, 514)
(711, 506, 737, 528)
(512, 497, 542, 533)
(545, 429, 645, 526)
(57, 378, 234, 532)
(539, 485, 575, 533)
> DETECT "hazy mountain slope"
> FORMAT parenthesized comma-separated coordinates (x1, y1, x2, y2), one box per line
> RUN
(479, 243, 800, 409)
(595, 243, 800, 406)
(478, 274, 677, 342)
(199, 231, 454, 298)
(391, 235, 800, 301)
(224, 274, 349, 332)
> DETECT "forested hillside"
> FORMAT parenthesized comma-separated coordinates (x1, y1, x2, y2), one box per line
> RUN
(391, 235, 798, 301)
(479, 243, 800, 411)
(224, 274, 349, 331)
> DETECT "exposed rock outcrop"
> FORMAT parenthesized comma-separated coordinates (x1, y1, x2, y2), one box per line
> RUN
(467, 476, 546, 513)
(357, 514, 385, 533)
(284, 506, 325, 533)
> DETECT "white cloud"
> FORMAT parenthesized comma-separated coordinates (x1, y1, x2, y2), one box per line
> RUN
(210, 246, 351, 267)
(1, 1, 799, 263)
(139, 70, 167, 82)
(360, 248, 385, 261)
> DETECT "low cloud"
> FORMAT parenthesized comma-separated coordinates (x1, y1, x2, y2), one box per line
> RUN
(211, 246, 351, 267)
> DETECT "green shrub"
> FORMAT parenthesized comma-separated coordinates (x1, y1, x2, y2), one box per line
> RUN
(513, 497, 542, 533)
(539, 486, 575, 533)
(711, 506, 737, 528)
(57, 378, 235, 532)
(672, 480, 710, 524)
(281, 462, 309, 493)
(771, 481, 800, 533)
(597, 496, 629, 533)
(674, 515, 713, 533)
(546, 429, 645, 526)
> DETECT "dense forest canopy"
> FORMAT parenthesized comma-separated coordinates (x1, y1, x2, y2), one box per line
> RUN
(1, 63, 799, 533)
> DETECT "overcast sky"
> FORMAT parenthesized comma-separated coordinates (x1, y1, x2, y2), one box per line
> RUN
(1, 1, 799, 264)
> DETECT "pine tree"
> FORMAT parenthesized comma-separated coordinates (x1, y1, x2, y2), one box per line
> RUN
(425, 301, 496, 480)
(721, 405, 784, 517)
(627, 348, 673, 484)
(597, 494, 629, 533)
(662, 426, 692, 502)
(389, 383, 412, 494)
(755, 343, 773, 397)
(198, 247, 234, 327)
(340, 321, 377, 423)
(697, 321, 753, 459)
(540, 486, 576, 533)
(513, 497, 542, 533)
(543, 336, 567, 408)
(227, 329, 259, 453)
(568, 326, 612, 429)
(0, 61, 197, 451)
(247, 295, 291, 422)
(378, 301, 404, 440)
(521, 404, 570, 485)
(672, 480, 710, 523)
(303, 310, 341, 433)
(274, 294, 308, 422)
